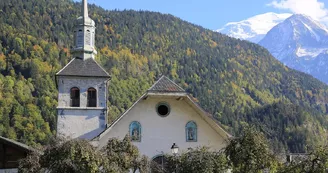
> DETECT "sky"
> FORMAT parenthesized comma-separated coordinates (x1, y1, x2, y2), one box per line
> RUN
(77, 0, 328, 30)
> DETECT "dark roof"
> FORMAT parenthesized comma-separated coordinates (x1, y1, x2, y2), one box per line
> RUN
(56, 58, 110, 78)
(148, 76, 185, 92)
(0, 136, 36, 153)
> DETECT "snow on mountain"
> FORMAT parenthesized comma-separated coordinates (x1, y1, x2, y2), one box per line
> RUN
(259, 14, 328, 83)
(217, 12, 292, 43)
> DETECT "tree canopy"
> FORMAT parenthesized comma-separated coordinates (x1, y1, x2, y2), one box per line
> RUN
(19, 136, 150, 173)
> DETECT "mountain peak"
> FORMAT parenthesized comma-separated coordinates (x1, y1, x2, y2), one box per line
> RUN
(217, 12, 292, 43)
(262, 13, 328, 45)
(284, 14, 328, 33)
(259, 13, 328, 83)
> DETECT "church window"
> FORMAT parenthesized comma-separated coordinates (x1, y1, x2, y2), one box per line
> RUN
(186, 121, 197, 142)
(92, 32, 95, 46)
(73, 31, 77, 46)
(151, 155, 168, 173)
(86, 30, 91, 45)
(156, 102, 170, 117)
(70, 87, 80, 107)
(129, 121, 141, 142)
(87, 88, 97, 107)
(77, 29, 83, 47)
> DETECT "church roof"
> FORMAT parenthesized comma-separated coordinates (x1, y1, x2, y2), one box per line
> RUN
(148, 76, 185, 93)
(0, 136, 37, 153)
(56, 58, 110, 78)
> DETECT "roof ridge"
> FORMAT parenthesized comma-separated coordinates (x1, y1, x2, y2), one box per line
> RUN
(92, 58, 110, 77)
(56, 57, 76, 75)
(148, 75, 165, 91)
(0, 136, 38, 152)
(164, 76, 185, 92)
(147, 75, 185, 92)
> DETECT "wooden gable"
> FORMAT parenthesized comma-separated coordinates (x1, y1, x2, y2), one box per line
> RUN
(0, 137, 33, 169)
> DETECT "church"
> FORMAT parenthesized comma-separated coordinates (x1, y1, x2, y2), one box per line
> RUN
(56, 0, 231, 163)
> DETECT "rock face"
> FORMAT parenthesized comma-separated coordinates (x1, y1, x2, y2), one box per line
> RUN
(259, 14, 328, 83)
(217, 12, 292, 43)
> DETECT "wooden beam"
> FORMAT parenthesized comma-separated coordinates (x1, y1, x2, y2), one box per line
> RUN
(1, 143, 6, 168)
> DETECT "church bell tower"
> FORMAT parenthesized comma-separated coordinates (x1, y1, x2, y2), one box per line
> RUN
(55, 0, 111, 140)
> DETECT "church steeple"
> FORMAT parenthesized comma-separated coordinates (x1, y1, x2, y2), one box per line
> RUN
(56, 0, 110, 141)
(72, 0, 97, 60)
(83, 0, 88, 19)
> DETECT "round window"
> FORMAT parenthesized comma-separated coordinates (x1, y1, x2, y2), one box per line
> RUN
(156, 102, 170, 117)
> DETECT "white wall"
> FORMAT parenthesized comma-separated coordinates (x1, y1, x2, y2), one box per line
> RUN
(57, 76, 107, 108)
(56, 76, 108, 140)
(0, 169, 18, 173)
(98, 97, 227, 158)
(57, 109, 106, 139)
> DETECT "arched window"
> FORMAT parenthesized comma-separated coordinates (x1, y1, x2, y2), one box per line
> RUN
(70, 87, 80, 107)
(186, 121, 197, 142)
(86, 30, 91, 45)
(151, 155, 168, 173)
(77, 29, 83, 47)
(129, 121, 141, 142)
(73, 31, 77, 46)
(87, 88, 97, 107)
(92, 32, 95, 46)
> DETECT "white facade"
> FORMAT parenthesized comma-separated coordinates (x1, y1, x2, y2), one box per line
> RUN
(56, 76, 108, 140)
(96, 95, 229, 158)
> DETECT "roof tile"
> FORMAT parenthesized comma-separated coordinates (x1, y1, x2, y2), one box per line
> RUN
(56, 58, 110, 78)
(148, 76, 185, 92)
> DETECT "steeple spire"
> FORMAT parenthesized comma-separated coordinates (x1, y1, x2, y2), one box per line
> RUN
(72, 0, 97, 60)
(83, 0, 88, 18)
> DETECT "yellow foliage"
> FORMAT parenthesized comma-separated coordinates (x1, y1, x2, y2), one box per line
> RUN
(231, 82, 239, 90)
(33, 59, 52, 73)
(26, 123, 34, 131)
(109, 26, 115, 33)
(186, 48, 196, 56)
(104, 25, 109, 32)
(209, 40, 217, 48)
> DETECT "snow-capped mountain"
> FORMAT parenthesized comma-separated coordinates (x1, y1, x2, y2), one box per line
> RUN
(259, 14, 328, 83)
(217, 12, 292, 43)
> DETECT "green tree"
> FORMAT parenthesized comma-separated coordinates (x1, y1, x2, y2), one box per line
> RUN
(164, 147, 229, 173)
(102, 135, 150, 173)
(225, 126, 279, 173)
(19, 137, 109, 173)
(279, 145, 328, 173)
(19, 136, 150, 173)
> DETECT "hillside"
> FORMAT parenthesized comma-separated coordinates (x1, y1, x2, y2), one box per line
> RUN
(0, 0, 328, 152)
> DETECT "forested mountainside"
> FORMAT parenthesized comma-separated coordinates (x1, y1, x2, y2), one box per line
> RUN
(0, 0, 328, 152)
